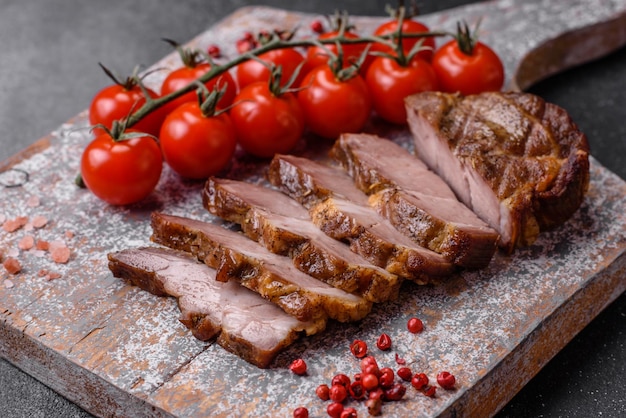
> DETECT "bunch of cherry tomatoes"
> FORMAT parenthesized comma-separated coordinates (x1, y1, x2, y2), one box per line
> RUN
(80, 10, 504, 206)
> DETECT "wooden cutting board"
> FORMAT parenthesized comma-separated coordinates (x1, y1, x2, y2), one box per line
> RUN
(1, 1, 625, 417)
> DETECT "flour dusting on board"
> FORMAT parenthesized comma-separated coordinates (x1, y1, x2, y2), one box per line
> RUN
(2, 2, 626, 417)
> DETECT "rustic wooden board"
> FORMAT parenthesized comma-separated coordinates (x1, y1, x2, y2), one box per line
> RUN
(1, 1, 625, 417)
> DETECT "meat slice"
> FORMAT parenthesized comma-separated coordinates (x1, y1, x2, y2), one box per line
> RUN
(108, 247, 324, 368)
(267, 154, 455, 283)
(202, 177, 401, 303)
(330, 133, 499, 269)
(150, 212, 372, 323)
(405, 91, 590, 252)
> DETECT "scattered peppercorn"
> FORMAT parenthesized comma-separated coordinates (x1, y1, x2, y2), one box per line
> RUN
(207, 44, 222, 58)
(293, 406, 309, 418)
(327, 402, 344, 418)
(376, 333, 392, 351)
(316, 384, 330, 401)
(310, 20, 324, 34)
(397, 367, 413, 382)
(350, 339, 368, 358)
(331, 373, 351, 388)
(407, 317, 424, 334)
(289, 358, 307, 375)
(340, 407, 357, 418)
(411, 373, 429, 390)
(422, 385, 437, 398)
(436, 371, 456, 390)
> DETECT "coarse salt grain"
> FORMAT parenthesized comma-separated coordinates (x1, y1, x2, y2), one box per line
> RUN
(4, 279, 14, 289)
(3, 258, 22, 274)
(18, 235, 35, 250)
(36, 240, 49, 251)
(26, 195, 40, 208)
(46, 272, 62, 281)
(0, 214, 6, 223)
(2, 216, 28, 233)
(65, 230, 74, 239)
(50, 246, 71, 264)
(32, 216, 48, 228)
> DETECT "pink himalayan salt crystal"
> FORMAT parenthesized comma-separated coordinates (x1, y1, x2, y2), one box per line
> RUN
(18, 235, 35, 250)
(3, 257, 22, 274)
(50, 245, 70, 264)
(36, 240, 49, 251)
(64, 230, 74, 239)
(2, 216, 28, 233)
(32, 216, 48, 229)
(26, 195, 40, 208)
(4, 279, 14, 289)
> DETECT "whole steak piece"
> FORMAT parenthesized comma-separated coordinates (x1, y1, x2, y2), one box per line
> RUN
(405, 91, 590, 253)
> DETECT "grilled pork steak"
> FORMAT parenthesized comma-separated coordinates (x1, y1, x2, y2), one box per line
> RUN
(108, 247, 324, 368)
(406, 91, 590, 252)
(330, 133, 499, 269)
(268, 154, 455, 283)
(202, 177, 401, 302)
(150, 212, 372, 323)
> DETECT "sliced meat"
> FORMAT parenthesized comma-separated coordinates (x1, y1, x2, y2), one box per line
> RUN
(108, 247, 324, 368)
(150, 212, 372, 323)
(267, 154, 455, 283)
(202, 177, 401, 303)
(405, 91, 590, 252)
(330, 133, 499, 269)
(268, 153, 369, 209)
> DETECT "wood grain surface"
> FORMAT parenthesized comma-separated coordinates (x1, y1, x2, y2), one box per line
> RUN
(1, 1, 625, 417)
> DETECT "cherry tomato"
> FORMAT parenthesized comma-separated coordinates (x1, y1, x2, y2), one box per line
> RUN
(160, 63, 237, 114)
(373, 19, 436, 62)
(229, 81, 304, 158)
(432, 38, 504, 95)
(159, 102, 236, 179)
(80, 130, 162, 205)
(89, 83, 165, 138)
(236, 48, 305, 90)
(297, 65, 372, 139)
(366, 55, 439, 124)
(303, 30, 364, 75)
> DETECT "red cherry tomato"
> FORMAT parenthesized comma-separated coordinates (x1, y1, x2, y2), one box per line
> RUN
(159, 102, 237, 179)
(80, 130, 162, 205)
(432, 39, 504, 95)
(373, 19, 436, 62)
(303, 30, 364, 75)
(236, 48, 306, 90)
(297, 65, 372, 139)
(366, 56, 439, 124)
(89, 83, 165, 138)
(160, 63, 237, 114)
(229, 81, 304, 158)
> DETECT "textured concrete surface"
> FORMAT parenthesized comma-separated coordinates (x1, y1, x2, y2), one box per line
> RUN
(0, 1, 624, 417)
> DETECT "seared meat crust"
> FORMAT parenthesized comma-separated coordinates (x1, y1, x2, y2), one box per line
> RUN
(405, 91, 590, 252)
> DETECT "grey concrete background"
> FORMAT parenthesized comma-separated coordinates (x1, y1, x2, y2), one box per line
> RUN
(0, 1, 624, 417)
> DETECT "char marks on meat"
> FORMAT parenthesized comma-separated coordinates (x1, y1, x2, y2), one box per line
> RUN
(268, 154, 455, 283)
(330, 133, 499, 269)
(150, 212, 372, 323)
(203, 177, 401, 303)
(108, 247, 324, 368)
(406, 91, 590, 252)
